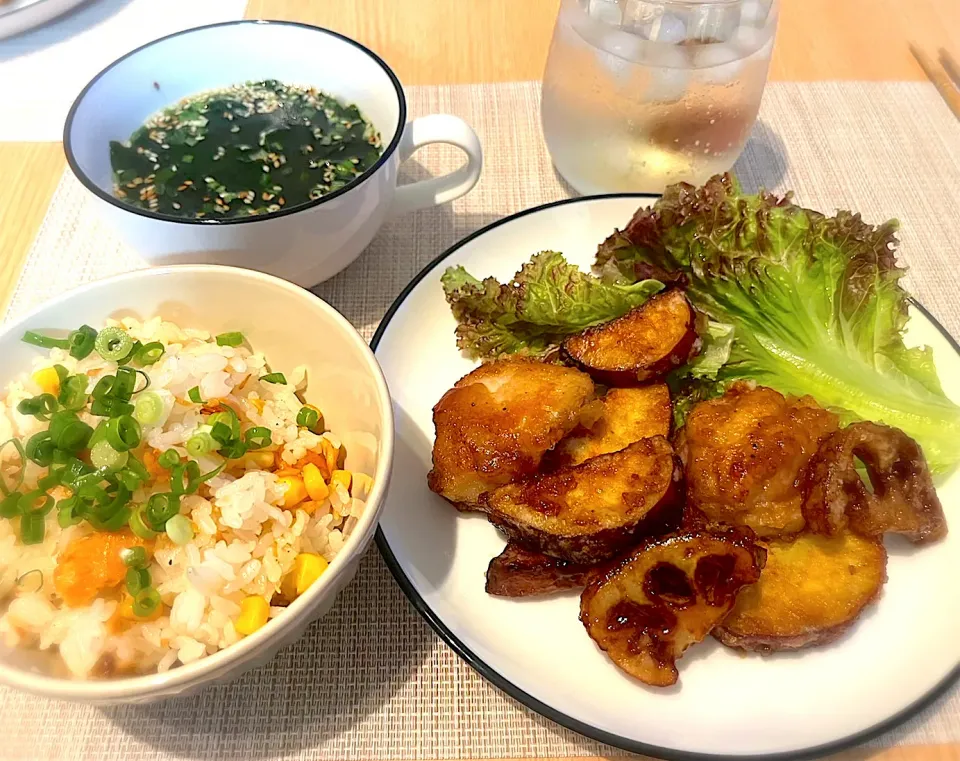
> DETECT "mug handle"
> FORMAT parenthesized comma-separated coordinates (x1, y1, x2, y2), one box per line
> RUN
(389, 114, 483, 218)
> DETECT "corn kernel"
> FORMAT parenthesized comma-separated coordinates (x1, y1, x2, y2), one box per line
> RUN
(32, 366, 61, 396)
(302, 463, 329, 502)
(244, 450, 274, 469)
(235, 596, 270, 635)
(351, 473, 374, 500)
(331, 470, 352, 491)
(281, 553, 328, 600)
(320, 439, 339, 476)
(277, 476, 307, 508)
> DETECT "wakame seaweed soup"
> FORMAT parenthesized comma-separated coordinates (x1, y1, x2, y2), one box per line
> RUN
(109, 80, 383, 219)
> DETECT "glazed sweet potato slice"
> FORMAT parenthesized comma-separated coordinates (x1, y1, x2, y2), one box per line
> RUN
(428, 358, 594, 509)
(486, 436, 682, 564)
(580, 529, 765, 686)
(547, 385, 672, 469)
(485, 544, 601, 597)
(714, 531, 887, 653)
(802, 421, 947, 545)
(560, 289, 700, 385)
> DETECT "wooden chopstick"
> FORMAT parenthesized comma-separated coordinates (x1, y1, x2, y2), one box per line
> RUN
(938, 48, 960, 90)
(909, 43, 960, 120)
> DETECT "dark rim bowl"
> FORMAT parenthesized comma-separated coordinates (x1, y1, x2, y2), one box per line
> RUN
(62, 19, 407, 227)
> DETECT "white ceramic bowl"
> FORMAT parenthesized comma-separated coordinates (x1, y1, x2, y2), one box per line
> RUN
(0, 266, 394, 704)
(63, 20, 483, 287)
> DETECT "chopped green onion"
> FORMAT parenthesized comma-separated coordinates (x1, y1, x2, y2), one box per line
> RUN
(112, 367, 137, 401)
(17, 393, 58, 421)
(260, 373, 286, 384)
(186, 431, 218, 458)
(122, 546, 148, 569)
(158, 449, 180, 469)
(125, 456, 149, 482)
(115, 468, 142, 492)
(22, 331, 70, 350)
(243, 426, 273, 450)
(133, 391, 164, 426)
(37, 471, 61, 491)
(126, 567, 151, 595)
(136, 342, 165, 366)
(25, 432, 56, 467)
(49, 412, 93, 453)
(132, 587, 161, 618)
(0, 492, 22, 518)
(128, 507, 158, 539)
(187, 386, 203, 404)
(0, 439, 26, 496)
(57, 496, 82, 528)
(21, 489, 54, 516)
(90, 397, 135, 418)
(20, 512, 45, 545)
(58, 375, 89, 411)
(90, 439, 129, 471)
(134, 370, 151, 393)
(117, 340, 142, 367)
(296, 406, 320, 430)
(219, 441, 247, 459)
(16, 569, 44, 592)
(198, 462, 226, 484)
(170, 461, 203, 496)
(94, 327, 134, 362)
(215, 332, 245, 347)
(144, 492, 179, 529)
(95, 505, 132, 532)
(104, 415, 141, 452)
(208, 408, 240, 442)
(165, 513, 194, 545)
(67, 325, 97, 360)
(91, 376, 116, 401)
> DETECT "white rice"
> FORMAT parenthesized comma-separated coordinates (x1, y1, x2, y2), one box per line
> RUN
(0, 317, 371, 679)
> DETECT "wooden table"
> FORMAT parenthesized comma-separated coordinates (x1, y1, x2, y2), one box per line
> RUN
(1, 1, 959, 759)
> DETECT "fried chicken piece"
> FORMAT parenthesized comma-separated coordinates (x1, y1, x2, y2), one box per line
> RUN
(546, 385, 672, 469)
(802, 421, 946, 544)
(485, 544, 601, 597)
(675, 383, 839, 537)
(580, 528, 765, 686)
(427, 358, 594, 509)
(714, 531, 887, 653)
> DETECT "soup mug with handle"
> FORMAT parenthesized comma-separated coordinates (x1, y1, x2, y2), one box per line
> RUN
(63, 20, 483, 288)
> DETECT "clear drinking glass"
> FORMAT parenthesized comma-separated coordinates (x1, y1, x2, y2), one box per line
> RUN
(541, 0, 778, 194)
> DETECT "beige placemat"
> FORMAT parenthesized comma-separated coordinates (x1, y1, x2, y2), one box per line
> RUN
(2, 81, 960, 760)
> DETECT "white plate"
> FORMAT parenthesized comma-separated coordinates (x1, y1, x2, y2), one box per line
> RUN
(372, 195, 960, 759)
(0, 0, 87, 40)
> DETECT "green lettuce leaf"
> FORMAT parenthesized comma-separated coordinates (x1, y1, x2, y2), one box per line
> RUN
(441, 251, 663, 360)
(597, 173, 960, 474)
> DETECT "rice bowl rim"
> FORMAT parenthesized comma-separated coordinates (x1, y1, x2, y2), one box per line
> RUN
(0, 264, 395, 702)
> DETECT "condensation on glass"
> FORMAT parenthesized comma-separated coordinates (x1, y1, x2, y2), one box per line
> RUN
(541, 0, 778, 194)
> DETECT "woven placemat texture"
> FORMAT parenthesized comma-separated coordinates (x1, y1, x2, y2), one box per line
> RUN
(1, 81, 959, 761)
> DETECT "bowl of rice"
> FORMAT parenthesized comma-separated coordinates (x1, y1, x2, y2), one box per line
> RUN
(0, 265, 393, 703)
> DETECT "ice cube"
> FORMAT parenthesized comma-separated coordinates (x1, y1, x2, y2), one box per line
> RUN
(587, 0, 623, 26)
(644, 11, 687, 44)
(596, 28, 645, 84)
(732, 25, 764, 57)
(739, 0, 767, 28)
(643, 45, 691, 103)
(693, 43, 744, 84)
